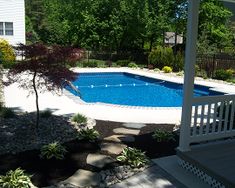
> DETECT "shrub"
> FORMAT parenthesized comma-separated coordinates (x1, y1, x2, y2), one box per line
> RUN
(116, 60, 130, 67)
(40, 109, 52, 118)
(148, 46, 174, 69)
(0, 107, 15, 118)
(128, 62, 138, 68)
(83, 60, 98, 67)
(176, 71, 184, 76)
(152, 129, 175, 142)
(0, 38, 15, 69)
(154, 68, 160, 72)
(0, 168, 32, 188)
(72, 113, 87, 125)
(162, 66, 172, 73)
(116, 147, 149, 168)
(214, 69, 233, 81)
(40, 142, 67, 160)
(173, 52, 184, 71)
(77, 128, 100, 142)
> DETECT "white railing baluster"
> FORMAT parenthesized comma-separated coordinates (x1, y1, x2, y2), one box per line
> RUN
(205, 103, 211, 134)
(199, 105, 205, 135)
(223, 101, 230, 132)
(212, 102, 218, 134)
(229, 100, 235, 131)
(218, 102, 224, 133)
(193, 106, 198, 136)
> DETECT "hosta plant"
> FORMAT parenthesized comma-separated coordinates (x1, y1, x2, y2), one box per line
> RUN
(152, 129, 175, 142)
(117, 147, 149, 168)
(0, 168, 32, 188)
(40, 142, 67, 160)
(77, 128, 100, 142)
(71, 113, 87, 125)
(40, 109, 52, 118)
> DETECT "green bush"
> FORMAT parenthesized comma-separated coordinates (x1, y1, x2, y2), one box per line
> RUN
(148, 46, 174, 69)
(72, 113, 87, 124)
(0, 168, 32, 188)
(40, 109, 52, 118)
(162, 66, 172, 73)
(77, 128, 100, 142)
(116, 60, 130, 67)
(116, 147, 149, 168)
(128, 62, 138, 68)
(0, 38, 15, 69)
(83, 60, 98, 67)
(173, 52, 184, 71)
(152, 129, 175, 142)
(154, 68, 160, 72)
(176, 71, 184, 76)
(214, 69, 233, 81)
(40, 142, 67, 160)
(0, 107, 15, 118)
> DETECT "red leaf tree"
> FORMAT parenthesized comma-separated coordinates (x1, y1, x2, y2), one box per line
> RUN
(6, 43, 83, 128)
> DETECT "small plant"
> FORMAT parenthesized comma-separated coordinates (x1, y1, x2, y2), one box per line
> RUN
(128, 62, 138, 68)
(77, 128, 100, 142)
(154, 68, 160, 72)
(176, 71, 184, 76)
(72, 113, 87, 125)
(40, 142, 67, 160)
(40, 109, 52, 118)
(117, 147, 148, 168)
(152, 129, 175, 142)
(0, 168, 32, 188)
(162, 66, 172, 73)
(0, 107, 15, 118)
(214, 69, 233, 81)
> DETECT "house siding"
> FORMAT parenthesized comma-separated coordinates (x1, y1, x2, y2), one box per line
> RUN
(0, 0, 25, 45)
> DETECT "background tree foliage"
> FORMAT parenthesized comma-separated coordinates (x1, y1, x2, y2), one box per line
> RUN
(25, 0, 234, 53)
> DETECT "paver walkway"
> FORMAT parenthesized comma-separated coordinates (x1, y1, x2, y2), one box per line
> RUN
(110, 165, 186, 188)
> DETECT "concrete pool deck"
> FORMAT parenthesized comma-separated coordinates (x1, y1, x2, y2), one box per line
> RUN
(3, 68, 235, 124)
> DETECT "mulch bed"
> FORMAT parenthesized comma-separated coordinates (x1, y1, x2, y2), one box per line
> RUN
(0, 118, 179, 187)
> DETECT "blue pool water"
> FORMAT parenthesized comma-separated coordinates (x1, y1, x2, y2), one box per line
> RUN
(66, 72, 224, 107)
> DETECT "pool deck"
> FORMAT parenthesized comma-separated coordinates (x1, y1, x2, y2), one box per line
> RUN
(3, 68, 235, 124)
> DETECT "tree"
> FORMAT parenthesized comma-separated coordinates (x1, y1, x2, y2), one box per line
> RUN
(6, 44, 83, 129)
(199, 0, 233, 50)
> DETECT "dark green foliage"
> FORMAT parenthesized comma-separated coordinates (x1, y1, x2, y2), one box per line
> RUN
(0, 107, 15, 118)
(148, 47, 174, 69)
(77, 128, 100, 142)
(40, 109, 52, 118)
(40, 142, 67, 160)
(214, 69, 233, 81)
(117, 147, 149, 168)
(0, 168, 32, 188)
(152, 129, 175, 142)
(128, 62, 138, 68)
(116, 60, 131, 67)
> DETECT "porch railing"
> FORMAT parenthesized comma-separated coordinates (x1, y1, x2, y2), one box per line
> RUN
(189, 95, 235, 144)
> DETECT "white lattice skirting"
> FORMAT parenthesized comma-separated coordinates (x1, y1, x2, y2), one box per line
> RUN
(178, 158, 225, 188)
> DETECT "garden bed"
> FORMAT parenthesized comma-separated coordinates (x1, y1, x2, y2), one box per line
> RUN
(0, 113, 179, 187)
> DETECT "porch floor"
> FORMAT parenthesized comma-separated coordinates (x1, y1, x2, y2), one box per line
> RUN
(177, 139, 235, 188)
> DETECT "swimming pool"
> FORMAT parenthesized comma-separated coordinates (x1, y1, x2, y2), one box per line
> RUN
(65, 72, 224, 107)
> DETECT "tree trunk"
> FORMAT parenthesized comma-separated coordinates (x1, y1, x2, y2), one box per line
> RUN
(174, 31, 178, 56)
(32, 71, 39, 129)
(149, 36, 153, 52)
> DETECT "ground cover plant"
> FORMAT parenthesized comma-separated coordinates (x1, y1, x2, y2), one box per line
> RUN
(40, 142, 67, 160)
(71, 113, 87, 125)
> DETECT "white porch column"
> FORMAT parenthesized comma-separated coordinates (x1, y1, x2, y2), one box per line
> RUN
(179, 0, 200, 152)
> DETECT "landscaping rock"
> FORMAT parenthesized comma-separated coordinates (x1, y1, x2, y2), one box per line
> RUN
(122, 123, 146, 129)
(113, 128, 140, 135)
(86, 153, 115, 168)
(104, 135, 135, 143)
(63, 169, 101, 187)
(100, 143, 127, 155)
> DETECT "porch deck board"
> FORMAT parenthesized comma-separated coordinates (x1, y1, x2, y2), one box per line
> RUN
(177, 140, 235, 188)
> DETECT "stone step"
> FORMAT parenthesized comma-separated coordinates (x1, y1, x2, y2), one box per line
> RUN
(104, 135, 135, 143)
(100, 142, 127, 155)
(86, 153, 115, 168)
(113, 128, 140, 135)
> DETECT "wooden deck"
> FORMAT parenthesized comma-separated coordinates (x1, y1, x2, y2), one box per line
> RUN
(177, 139, 235, 188)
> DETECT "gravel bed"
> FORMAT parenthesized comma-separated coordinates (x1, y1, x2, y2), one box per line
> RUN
(0, 112, 79, 155)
